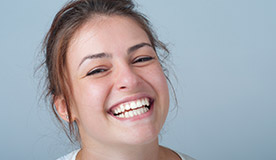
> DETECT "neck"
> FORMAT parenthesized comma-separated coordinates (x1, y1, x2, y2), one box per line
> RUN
(77, 138, 163, 160)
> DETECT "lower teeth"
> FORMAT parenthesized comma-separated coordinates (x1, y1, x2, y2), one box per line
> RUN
(116, 106, 150, 118)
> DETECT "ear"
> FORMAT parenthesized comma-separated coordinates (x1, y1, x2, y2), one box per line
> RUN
(54, 96, 69, 122)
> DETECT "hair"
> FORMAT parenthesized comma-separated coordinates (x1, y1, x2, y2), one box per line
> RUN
(41, 0, 172, 143)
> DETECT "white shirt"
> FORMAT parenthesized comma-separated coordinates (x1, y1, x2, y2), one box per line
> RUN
(57, 149, 196, 160)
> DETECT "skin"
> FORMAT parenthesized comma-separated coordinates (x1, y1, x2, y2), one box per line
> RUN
(55, 15, 180, 160)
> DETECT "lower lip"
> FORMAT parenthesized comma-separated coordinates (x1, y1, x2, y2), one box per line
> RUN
(111, 102, 154, 121)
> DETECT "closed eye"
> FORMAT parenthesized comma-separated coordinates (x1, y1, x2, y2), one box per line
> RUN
(87, 68, 108, 76)
(133, 56, 154, 64)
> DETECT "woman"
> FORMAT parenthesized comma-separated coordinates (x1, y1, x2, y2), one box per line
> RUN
(42, 0, 195, 159)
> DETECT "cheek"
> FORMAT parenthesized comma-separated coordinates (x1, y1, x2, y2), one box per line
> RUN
(71, 80, 112, 133)
(148, 65, 169, 97)
(71, 79, 111, 113)
(141, 64, 170, 114)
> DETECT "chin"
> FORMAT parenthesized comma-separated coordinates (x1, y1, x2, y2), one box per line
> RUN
(117, 125, 161, 146)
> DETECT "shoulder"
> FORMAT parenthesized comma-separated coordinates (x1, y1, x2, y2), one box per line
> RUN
(162, 146, 196, 160)
(174, 150, 196, 160)
(56, 149, 80, 160)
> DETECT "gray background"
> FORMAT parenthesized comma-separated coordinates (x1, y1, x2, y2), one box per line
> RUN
(0, 0, 275, 159)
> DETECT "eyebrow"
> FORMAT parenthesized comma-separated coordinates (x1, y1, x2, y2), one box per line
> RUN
(127, 42, 152, 54)
(78, 42, 153, 68)
(78, 52, 112, 68)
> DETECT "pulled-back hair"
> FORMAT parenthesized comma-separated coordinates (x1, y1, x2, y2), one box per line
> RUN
(42, 0, 169, 143)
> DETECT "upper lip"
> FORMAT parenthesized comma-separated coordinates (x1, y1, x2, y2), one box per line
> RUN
(107, 94, 153, 113)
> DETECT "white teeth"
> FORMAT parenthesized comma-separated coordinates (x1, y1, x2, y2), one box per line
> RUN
(141, 107, 146, 114)
(130, 102, 136, 109)
(145, 98, 150, 106)
(117, 108, 121, 113)
(136, 99, 142, 108)
(115, 108, 121, 114)
(137, 108, 141, 115)
(145, 107, 149, 112)
(129, 111, 134, 117)
(116, 106, 149, 118)
(133, 110, 138, 116)
(112, 98, 152, 118)
(114, 106, 150, 118)
(125, 112, 129, 118)
(125, 103, 130, 110)
(141, 99, 146, 105)
(120, 104, 125, 112)
(114, 109, 117, 114)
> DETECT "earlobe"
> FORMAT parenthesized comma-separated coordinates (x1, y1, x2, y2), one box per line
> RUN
(54, 96, 70, 122)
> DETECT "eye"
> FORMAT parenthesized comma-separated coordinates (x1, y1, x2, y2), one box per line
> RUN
(86, 68, 108, 76)
(133, 56, 154, 64)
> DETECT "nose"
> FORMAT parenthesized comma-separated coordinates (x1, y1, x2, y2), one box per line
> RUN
(114, 64, 141, 91)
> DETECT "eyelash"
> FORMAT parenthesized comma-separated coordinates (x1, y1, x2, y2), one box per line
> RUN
(86, 56, 154, 76)
(133, 56, 154, 63)
(87, 68, 108, 76)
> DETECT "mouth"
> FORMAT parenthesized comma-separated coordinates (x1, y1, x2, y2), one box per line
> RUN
(108, 97, 153, 119)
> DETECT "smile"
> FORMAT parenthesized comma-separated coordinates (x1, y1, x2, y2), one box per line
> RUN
(110, 98, 152, 118)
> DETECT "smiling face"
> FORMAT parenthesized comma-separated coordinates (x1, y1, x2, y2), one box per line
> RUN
(60, 15, 169, 147)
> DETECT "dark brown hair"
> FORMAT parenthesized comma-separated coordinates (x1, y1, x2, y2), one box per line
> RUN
(42, 0, 170, 143)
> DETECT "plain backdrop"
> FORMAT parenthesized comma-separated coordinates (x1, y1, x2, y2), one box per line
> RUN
(0, 0, 275, 159)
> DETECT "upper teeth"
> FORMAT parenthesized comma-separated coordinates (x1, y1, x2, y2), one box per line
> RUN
(112, 98, 150, 115)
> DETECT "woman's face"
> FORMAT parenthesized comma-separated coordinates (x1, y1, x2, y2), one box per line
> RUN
(65, 16, 169, 146)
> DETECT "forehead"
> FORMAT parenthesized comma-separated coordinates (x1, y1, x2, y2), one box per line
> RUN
(67, 15, 150, 55)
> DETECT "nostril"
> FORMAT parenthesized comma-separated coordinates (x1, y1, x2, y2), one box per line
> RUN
(120, 86, 127, 89)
